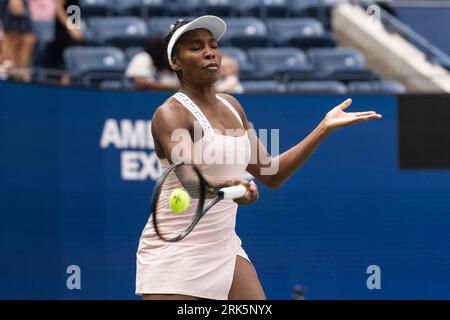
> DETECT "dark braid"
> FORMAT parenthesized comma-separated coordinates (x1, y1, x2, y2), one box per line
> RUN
(164, 19, 192, 67)
(144, 34, 168, 72)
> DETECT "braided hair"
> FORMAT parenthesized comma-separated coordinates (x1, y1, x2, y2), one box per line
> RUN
(164, 19, 191, 78)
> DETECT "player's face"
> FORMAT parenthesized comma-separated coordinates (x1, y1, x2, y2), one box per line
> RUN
(173, 29, 222, 83)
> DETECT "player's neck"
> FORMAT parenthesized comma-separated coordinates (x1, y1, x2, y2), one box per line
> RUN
(180, 83, 217, 107)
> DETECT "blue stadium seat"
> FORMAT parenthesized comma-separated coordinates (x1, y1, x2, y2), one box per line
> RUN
(79, 0, 114, 17)
(125, 47, 144, 62)
(114, 0, 166, 18)
(99, 80, 126, 90)
(31, 20, 54, 44)
(202, 0, 236, 17)
(267, 18, 334, 49)
(99, 79, 135, 90)
(241, 80, 284, 94)
(64, 47, 127, 87)
(167, 0, 203, 16)
(348, 81, 407, 94)
(147, 17, 195, 38)
(308, 48, 378, 82)
(31, 21, 55, 67)
(288, 0, 338, 30)
(88, 17, 149, 48)
(247, 48, 314, 80)
(221, 18, 269, 47)
(286, 80, 347, 94)
(233, 0, 289, 18)
(220, 47, 257, 80)
(289, 0, 338, 15)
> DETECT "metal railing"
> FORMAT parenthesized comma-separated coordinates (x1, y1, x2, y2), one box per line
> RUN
(354, 0, 450, 69)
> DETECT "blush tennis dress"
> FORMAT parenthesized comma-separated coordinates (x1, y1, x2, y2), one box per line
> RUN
(135, 92, 252, 299)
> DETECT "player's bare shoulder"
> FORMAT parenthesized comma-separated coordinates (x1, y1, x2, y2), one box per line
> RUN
(152, 97, 190, 123)
(152, 97, 192, 135)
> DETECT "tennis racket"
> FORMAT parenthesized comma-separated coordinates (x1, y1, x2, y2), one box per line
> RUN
(151, 161, 247, 242)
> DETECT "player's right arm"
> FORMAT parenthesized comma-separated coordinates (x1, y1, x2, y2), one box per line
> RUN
(151, 100, 193, 164)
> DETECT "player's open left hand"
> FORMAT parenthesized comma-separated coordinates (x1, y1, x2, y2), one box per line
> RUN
(324, 98, 382, 131)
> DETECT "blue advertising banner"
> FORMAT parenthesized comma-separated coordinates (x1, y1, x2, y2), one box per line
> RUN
(1, 81, 449, 299)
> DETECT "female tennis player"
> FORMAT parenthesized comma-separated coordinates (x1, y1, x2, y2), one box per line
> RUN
(136, 16, 382, 300)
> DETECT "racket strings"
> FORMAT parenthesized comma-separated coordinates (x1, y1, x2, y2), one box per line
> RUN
(154, 164, 204, 241)
(174, 165, 203, 199)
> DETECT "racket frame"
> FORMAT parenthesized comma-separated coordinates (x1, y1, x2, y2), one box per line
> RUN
(151, 161, 206, 242)
(151, 162, 247, 242)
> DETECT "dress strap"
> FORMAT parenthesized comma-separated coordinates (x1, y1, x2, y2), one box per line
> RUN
(173, 92, 213, 134)
(216, 95, 243, 126)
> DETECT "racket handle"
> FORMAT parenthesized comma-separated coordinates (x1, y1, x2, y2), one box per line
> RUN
(219, 185, 247, 200)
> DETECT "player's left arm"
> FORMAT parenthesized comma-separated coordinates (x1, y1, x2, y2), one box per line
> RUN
(219, 94, 382, 190)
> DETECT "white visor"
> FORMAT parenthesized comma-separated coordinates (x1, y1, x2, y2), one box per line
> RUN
(167, 15, 227, 69)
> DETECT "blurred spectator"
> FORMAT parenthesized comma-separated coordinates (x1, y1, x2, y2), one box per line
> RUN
(216, 55, 244, 94)
(0, 0, 36, 82)
(44, 0, 83, 84)
(125, 35, 179, 91)
(0, 2, 4, 66)
(0, 0, 4, 33)
(0, 21, 4, 80)
(29, 0, 55, 21)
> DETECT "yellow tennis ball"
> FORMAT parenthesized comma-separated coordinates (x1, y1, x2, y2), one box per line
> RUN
(169, 188, 190, 213)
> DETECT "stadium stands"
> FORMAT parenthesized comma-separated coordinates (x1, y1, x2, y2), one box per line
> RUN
(115, 0, 166, 18)
(16, 0, 435, 93)
(289, 0, 338, 30)
(233, 0, 290, 18)
(79, 0, 115, 17)
(241, 80, 284, 94)
(202, 0, 236, 17)
(247, 47, 314, 80)
(125, 47, 144, 62)
(167, 0, 203, 16)
(308, 48, 378, 82)
(347, 81, 406, 94)
(147, 16, 196, 37)
(31, 20, 55, 67)
(286, 80, 347, 94)
(221, 18, 269, 47)
(87, 17, 149, 48)
(267, 18, 335, 49)
(64, 46, 127, 86)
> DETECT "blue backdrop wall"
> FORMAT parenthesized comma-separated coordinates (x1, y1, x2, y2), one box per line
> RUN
(1, 81, 449, 299)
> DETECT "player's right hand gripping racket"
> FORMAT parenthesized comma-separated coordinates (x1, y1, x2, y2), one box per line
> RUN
(151, 162, 247, 242)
